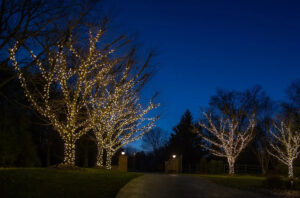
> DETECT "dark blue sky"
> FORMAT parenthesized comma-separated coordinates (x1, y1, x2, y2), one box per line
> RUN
(107, 0, 300, 133)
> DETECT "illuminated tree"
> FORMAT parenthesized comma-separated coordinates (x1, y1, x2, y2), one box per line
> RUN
(268, 120, 300, 178)
(9, 28, 119, 166)
(89, 54, 159, 169)
(199, 112, 255, 175)
(0, 0, 100, 89)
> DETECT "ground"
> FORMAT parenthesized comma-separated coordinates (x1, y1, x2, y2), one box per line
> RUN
(1, 169, 299, 198)
(197, 174, 266, 190)
(116, 174, 274, 198)
(0, 168, 141, 198)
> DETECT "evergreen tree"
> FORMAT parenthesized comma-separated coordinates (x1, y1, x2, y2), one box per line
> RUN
(168, 110, 202, 172)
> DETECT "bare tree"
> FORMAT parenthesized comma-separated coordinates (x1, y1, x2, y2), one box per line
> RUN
(0, 0, 93, 89)
(9, 26, 121, 166)
(199, 112, 255, 175)
(268, 120, 300, 178)
(251, 120, 272, 175)
(142, 127, 167, 151)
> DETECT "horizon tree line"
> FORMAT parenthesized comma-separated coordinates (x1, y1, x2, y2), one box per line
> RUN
(140, 83, 299, 178)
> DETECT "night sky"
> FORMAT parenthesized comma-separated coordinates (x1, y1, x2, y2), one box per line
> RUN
(106, 0, 300, 134)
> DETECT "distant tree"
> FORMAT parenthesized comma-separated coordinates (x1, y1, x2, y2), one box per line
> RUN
(281, 80, 300, 130)
(286, 79, 300, 107)
(199, 111, 255, 175)
(200, 87, 260, 175)
(251, 118, 272, 174)
(268, 119, 300, 178)
(142, 127, 168, 151)
(242, 86, 274, 174)
(169, 110, 202, 172)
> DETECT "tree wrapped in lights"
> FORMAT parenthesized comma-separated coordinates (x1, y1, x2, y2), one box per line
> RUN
(199, 112, 255, 175)
(9, 28, 120, 166)
(268, 120, 300, 178)
(89, 52, 159, 169)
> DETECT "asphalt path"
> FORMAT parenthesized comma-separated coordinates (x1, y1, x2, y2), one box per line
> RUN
(116, 174, 274, 198)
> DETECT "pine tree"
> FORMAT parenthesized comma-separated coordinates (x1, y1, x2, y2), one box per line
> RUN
(169, 110, 202, 172)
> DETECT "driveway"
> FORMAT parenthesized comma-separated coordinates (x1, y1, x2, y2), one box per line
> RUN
(116, 174, 273, 198)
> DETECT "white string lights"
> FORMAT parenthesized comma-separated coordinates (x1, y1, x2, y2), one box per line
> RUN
(199, 112, 256, 175)
(89, 61, 159, 169)
(268, 121, 300, 178)
(9, 28, 118, 166)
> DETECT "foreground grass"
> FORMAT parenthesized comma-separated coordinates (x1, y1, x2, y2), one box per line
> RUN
(0, 168, 141, 198)
(196, 174, 300, 190)
(197, 174, 266, 190)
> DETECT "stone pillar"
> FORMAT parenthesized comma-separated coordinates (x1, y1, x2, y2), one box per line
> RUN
(165, 155, 182, 173)
(118, 155, 128, 172)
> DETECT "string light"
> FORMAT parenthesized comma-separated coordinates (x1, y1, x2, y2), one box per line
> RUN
(268, 121, 300, 178)
(89, 62, 159, 170)
(9, 28, 120, 166)
(199, 112, 255, 175)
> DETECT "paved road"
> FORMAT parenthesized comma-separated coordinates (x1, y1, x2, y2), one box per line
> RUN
(116, 174, 273, 198)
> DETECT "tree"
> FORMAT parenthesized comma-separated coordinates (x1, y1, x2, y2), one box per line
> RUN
(243, 87, 274, 174)
(0, 0, 97, 89)
(199, 112, 255, 175)
(251, 118, 272, 174)
(168, 110, 202, 172)
(286, 79, 300, 107)
(207, 86, 273, 174)
(142, 127, 168, 151)
(268, 119, 300, 178)
(89, 52, 159, 169)
(9, 26, 121, 166)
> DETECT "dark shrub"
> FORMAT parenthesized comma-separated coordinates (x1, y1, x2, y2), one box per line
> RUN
(263, 174, 286, 189)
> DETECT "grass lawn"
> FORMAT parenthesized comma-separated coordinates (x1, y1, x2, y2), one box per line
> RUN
(196, 174, 300, 190)
(0, 168, 142, 198)
(197, 174, 266, 190)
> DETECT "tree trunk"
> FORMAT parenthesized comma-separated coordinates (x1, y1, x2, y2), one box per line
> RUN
(63, 137, 76, 166)
(96, 144, 104, 167)
(227, 157, 235, 175)
(261, 157, 270, 175)
(288, 160, 294, 178)
(105, 149, 113, 170)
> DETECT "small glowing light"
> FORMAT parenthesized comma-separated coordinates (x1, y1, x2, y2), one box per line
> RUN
(121, 151, 125, 155)
(172, 155, 176, 159)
